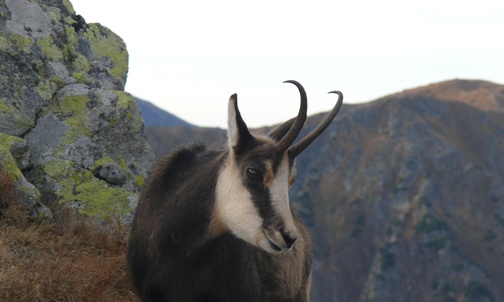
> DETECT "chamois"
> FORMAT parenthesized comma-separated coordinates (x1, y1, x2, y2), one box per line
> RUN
(127, 81, 343, 302)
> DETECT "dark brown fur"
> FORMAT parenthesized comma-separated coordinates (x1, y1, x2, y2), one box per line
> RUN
(127, 143, 312, 302)
(127, 81, 342, 302)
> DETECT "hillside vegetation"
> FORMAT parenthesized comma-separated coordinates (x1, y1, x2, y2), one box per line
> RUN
(0, 164, 137, 301)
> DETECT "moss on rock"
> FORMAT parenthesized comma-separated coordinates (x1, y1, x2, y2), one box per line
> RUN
(37, 36, 64, 61)
(0, 141, 22, 179)
(0, 135, 40, 208)
(83, 23, 128, 89)
(1, 0, 154, 221)
(42, 159, 132, 218)
(0, 98, 10, 113)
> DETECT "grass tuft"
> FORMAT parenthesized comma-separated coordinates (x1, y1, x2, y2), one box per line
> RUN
(0, 163, 138, 301)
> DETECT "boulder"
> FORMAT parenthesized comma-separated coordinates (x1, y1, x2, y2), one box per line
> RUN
(0, 0, 155, 220)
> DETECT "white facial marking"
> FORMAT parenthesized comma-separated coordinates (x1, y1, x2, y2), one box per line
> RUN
(215, 156, 265, 247)
(269, 156, 297, 238)
(215, 140, 298, 253)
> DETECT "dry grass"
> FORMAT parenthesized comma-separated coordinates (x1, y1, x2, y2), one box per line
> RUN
(0, 164, 138, 301)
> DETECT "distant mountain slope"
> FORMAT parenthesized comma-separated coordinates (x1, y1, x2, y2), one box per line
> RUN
(141, 79, 504, 302)
(291, 79, 504, 302)
(135, 97, 193, 127)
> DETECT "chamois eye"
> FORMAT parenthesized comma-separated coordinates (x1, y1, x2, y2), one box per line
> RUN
(246, 168, 261, 180)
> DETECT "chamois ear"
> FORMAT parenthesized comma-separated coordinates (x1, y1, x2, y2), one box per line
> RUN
(227, 94, 253, 150)
(269, 118, 295, 143)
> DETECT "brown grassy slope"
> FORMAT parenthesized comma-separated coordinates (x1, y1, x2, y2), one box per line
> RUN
(0, 164, 138, 302)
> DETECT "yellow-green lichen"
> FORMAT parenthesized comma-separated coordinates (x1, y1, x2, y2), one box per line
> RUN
(0, 98, 10, 113)
(113, 91, 135, 108)
(73, 53, 90, 73)
(0, 35, 9, 52)
(44, 94, 92, 146)
(93, 156, 116, 169)
(134, 174, 145, 187)
(0, 145, 22, 179)
(45, 160, 74, 178)
(71, 71, 87, 83)
(117, 157, 127, 171)
(46, 6, 62, 22)
(37, 36, 64, 61)
(44, 159, 131, 218)
(61, 0, 75, 15)
(36, 79, 59, 101)
(61, 120, 92, 145)
(11, 34, 32, 52)
(111, 91, 144, 133)
(85, 24, 128, 81)
(0, 147, 39, 208)
(62, 25, 79, 62)
(63, 16, 76, 26)
(59, 94, 88, 114)
(0, 133, 18, 146)
(7, 114, 34, 130)
(74, 180, 131, 218)
(34, 61, 49, 78)
(14, 82, 28, 97)
(0, 98, 34, 129)
(50, 75, 64, 88)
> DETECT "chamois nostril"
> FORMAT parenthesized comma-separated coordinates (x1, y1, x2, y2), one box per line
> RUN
(280, 229, 298, 249)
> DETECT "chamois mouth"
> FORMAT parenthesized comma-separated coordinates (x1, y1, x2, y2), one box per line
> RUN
(264, 230, 284, 253)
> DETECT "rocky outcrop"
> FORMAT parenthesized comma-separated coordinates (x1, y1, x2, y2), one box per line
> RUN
(0, 0, 154, 220)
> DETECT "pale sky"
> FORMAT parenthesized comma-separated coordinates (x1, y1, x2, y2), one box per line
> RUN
(71, 0, 504, 128)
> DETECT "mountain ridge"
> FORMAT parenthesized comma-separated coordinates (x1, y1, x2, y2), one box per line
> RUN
(135, 97, 193, 128)
(138, 79, 504, 302)
(384, 79, 504, 112)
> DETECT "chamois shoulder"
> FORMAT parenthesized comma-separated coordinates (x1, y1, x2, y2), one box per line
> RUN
(143, 142, 224, 197)
(158, 142, 207, 168)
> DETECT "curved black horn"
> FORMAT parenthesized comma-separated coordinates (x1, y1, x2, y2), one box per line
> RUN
(276, 80, 308, 154)
(287, 90, 343, 158)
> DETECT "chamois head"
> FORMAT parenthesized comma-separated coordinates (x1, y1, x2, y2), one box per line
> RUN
(215, 80, 343, 254)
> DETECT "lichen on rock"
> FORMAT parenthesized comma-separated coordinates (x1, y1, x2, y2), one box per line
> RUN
(0, 133, 41, 212)
(0, 0, 155, 221)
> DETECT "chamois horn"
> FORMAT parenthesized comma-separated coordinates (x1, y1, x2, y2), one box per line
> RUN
(276, 80, 308, 154)
(288, 90, 343, 158)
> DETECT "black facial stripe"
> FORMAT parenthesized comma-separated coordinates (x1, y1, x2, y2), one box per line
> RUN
(246, 185, 278, 228)
(232, 136, 293, 229)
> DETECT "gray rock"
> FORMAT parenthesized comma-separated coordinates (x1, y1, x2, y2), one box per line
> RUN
(93, 163, 127, 185)
(0, 133, 30, 171)
(5, 0, 52, 38)
(25, 112, 69, 166)
(0, 0, 154, 220)
(0, 134, 41, 210)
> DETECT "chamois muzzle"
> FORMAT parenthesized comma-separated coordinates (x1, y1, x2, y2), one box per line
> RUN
(288, 90, 343, 158)
(280, 228, 298, 249)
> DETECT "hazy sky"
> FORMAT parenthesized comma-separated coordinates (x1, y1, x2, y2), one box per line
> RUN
(71, 0, 504, 128)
